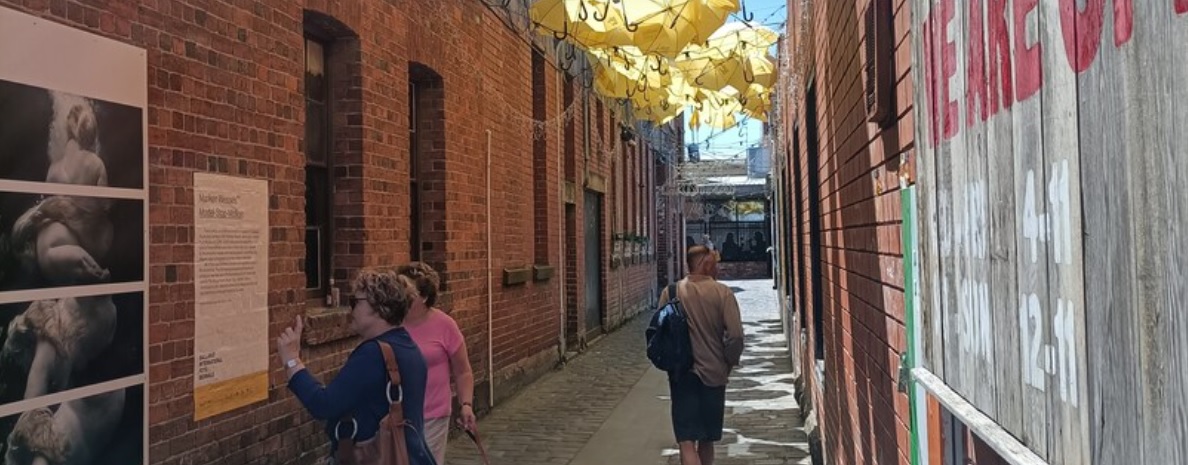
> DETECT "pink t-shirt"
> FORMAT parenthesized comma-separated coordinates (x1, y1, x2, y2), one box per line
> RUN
(404, 309, 464, 420)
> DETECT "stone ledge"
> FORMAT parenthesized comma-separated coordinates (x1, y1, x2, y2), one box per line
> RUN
(302, 305, 355, 346)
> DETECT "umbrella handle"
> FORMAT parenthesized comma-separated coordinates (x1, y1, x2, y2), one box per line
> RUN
(593, 0, 615, 21)
(578, 1, 590, 21)
(741, 1, 755, 22)
(661, 100, 671, 110)
(743, 64, 754, 83)
(650, 56, 669, 76)
(553, 20, 570, 41)
(560, 48, 575, 72)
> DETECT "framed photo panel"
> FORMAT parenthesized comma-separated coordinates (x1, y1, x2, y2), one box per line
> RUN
(0, 7, 148, 465)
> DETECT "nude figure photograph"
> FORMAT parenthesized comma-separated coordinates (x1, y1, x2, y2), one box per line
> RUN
(0, 292, 143, 407)
(0, 79, 143, 190)
(0, 385, 143, 465)
(0, 193, 143, 292)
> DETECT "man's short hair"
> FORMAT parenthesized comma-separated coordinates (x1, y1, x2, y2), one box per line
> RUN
(687, 245, 712, 270)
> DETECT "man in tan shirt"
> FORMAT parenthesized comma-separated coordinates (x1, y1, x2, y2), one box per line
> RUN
(657, 245, 745, 465)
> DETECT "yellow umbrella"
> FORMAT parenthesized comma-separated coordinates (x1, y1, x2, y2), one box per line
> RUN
(738, 83, 772, 121)
(726, 51, 776, 92)
(674, 45, 741, 92)
(630, 70, 696, 110)
(706, 21, 780, 55)
(529, 0, 584, 39)
(567, 0, 636, 48)
(530, 0, 635, 49)
(689, 0, 740, 42)
(589, 47, 671, 98)
(636, 99, 685, 124)
(689, 88, 742, 129)
(622, 0, 701, 58)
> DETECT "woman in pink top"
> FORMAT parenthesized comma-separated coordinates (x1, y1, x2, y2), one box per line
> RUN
(397, 262, 476, 465)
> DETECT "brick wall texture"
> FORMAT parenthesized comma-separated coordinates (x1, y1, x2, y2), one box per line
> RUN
(0, 1, 681, 464)
(775, 0, 916, 464)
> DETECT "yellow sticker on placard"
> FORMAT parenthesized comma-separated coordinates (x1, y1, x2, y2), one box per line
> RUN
(194, 371, 269, 421)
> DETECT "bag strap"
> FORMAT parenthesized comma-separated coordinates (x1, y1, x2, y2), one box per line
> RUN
(465, 429, 493, 465)
(665, 282, 678, 304)
(376, 340, 411, 465)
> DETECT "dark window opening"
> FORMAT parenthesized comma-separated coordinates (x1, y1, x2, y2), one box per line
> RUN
(304, 36, 332, 293)
(805, 83, 825, 361)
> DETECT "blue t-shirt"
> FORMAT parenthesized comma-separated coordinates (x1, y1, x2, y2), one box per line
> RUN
(288, 328, 434, 465)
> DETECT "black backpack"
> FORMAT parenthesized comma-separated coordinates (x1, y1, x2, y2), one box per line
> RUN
(645, 282, 694, 374)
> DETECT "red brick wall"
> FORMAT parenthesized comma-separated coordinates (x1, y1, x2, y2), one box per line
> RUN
(0, 1, 678, 464)
(776, 0, 915, 464)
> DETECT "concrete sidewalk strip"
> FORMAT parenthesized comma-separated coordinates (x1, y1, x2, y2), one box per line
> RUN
(568, 367, 675, 465)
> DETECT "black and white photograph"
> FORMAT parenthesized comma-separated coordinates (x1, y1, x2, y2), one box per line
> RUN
(0, 79, 144, 190)
(0, 384, 143, 465)
(0, 292, 143, 407)
(0, 193, 143, 292)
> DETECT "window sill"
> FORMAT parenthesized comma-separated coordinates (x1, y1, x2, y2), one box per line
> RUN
(302, 305, 357, 346)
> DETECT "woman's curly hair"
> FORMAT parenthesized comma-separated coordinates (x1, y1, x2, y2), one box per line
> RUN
(350, 269, 414, 326)
(395, 262, 441, 307)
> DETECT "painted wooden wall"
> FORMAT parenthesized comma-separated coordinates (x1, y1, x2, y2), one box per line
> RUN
(910, 0, 1188, 463)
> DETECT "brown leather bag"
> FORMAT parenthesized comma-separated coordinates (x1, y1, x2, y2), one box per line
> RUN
(334, 341, 411, 465)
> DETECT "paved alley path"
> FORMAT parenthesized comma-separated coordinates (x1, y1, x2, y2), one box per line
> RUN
(445, 280, 809, 465)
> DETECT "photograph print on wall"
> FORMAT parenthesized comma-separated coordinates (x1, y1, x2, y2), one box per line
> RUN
(0, 292, 144, 407)
(0, 384, 143, 465)
(0, 78, 144, 190)
(0, 193, 144, 292)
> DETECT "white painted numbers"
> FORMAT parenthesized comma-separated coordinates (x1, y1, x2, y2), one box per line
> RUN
(1019, 295, 1079, 408)
(1018, 159, 1080, 408)
(1022, 161, 1073, 264)
(1049, 160, 1073, 265)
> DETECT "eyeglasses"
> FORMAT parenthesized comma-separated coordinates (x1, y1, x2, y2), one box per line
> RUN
(348, 295, 365, 309)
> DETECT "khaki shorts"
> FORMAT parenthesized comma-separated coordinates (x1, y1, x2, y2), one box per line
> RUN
(424, 416, 451, 465)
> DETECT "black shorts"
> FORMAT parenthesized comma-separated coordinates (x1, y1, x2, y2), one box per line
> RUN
(668, 372, 726, 442)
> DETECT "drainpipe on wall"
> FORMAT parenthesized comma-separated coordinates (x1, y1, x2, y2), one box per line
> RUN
(556, 66, 566, 357)
(486, 129, 495, 408)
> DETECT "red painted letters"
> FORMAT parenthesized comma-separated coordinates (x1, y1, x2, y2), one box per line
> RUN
(1014, 0, 1043, 102)
(988, 0, 1015, 113)
(1115, 0, 1134, 46)
(967, 0, 989, 125)
(941, 0, 959, 140)
(925, 18, 940, 146)
(1179, 0, 1188, 14)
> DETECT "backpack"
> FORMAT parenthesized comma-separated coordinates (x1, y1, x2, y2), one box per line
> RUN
(645, 282, 694, 374)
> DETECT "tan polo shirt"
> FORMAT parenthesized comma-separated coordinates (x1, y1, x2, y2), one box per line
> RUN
(658, 275, 745, 387)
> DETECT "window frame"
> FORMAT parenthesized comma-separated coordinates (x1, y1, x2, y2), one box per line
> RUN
(303, 32, 335, 301)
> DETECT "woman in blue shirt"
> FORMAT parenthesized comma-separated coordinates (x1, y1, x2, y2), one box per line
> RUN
(277, 269, 435, 465)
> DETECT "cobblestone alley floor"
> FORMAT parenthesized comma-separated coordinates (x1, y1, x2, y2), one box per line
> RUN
(444, 279, 809, 465)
